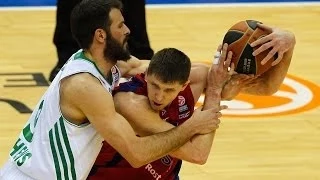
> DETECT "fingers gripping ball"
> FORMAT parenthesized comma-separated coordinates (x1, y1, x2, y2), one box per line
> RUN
(222, 20, 277, 75)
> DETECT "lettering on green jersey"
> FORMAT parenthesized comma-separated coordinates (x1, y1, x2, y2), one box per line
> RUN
(10, 100, 44, 166)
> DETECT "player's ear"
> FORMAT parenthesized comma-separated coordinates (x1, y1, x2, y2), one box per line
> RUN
(145, 68, 149, 75)
(94, 29, 106, 43)
(145, 69, 149, 81)
(181, 80, 190, 91)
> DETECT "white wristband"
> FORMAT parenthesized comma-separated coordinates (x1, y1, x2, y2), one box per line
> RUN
(213, 51, 221, 65)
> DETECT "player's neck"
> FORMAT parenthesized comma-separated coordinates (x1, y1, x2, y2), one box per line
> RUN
(83, 49, 115, 77)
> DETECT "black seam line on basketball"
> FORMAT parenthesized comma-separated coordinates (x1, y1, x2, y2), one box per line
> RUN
(224, 29, 253, 73)
(237, 28, 253, 66)
(245, 28, 253, 73)
(246, 28, 259, 74)
(246, 21, 250, 29)
(236, 28, 255, 74)
(246, 28, 258, 75)
(246, 27, 261, 75)
(225, 29, 256, 73)
(225, 30, 245, 45)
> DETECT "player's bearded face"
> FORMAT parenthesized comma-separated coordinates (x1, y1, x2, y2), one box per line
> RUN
(103, 32, 131, 64)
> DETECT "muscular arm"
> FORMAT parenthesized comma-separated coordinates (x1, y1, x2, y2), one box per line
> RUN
(60, 73, 201, 168)
(181, 45, 233, 163)
(185, 63, 220, 164)
(221, 29, 296, 99)
(113, 64, 221, 165)
(241, 44, 294, 95)
(113, 92, 209, 164)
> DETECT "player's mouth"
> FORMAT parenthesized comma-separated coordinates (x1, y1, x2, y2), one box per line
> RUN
(153, 101, 162, 106)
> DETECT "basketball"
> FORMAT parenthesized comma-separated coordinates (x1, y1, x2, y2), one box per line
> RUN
(222, 20, 277, 76)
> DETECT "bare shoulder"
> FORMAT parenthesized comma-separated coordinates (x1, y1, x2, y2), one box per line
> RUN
(60, 73, 101, 93)
(190, 63, 209, 85)
(113, 91, 149, 112)
(188, 63, 210, 103)
(60, 73, 109, 124)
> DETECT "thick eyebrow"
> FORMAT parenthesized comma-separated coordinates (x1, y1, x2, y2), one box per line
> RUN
(152, 82, 175, 91)
(165, 88, 175, 92)
(151, 82, 160, 89)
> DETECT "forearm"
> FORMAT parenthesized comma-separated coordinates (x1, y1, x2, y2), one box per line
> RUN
(169, 131, 215, 164)
(242, 47, 294, 96)
(181, 86, 221, 162)
(242, 30, 295, 96)
(169, 84, 222, 164)
(127, 117, 198, 167)
(133, 120, 215, 165)
(203, 86, 222, 110)
(129, 116, 215, 164)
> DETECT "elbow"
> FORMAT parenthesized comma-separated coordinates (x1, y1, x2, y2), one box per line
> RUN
(118, 144, 148, 168)
(120, 137, 161, 168)
(193, 155, 208, 165)
(125, 146, 158, 168)
(263, 83, 280, 96)
(268, 87, 279, 95)
(129, 161, 144, 168)
(125, 152, 147, 168)
(290, 32, 296, 47)
(260, 88, 277, 96)
(190, 151, 209, 165)
(256, 88, 278, 96)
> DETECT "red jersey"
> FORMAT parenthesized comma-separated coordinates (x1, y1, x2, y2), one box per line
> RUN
(88, 74, 195, 180)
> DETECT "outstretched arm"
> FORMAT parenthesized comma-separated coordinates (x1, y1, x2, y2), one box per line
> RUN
(244, 24, 295, 95)
(221, 25, 296, 99)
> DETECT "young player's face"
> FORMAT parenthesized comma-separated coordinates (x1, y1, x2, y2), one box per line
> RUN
(146, 74, 188, 111)
(103, 8, 131, 63)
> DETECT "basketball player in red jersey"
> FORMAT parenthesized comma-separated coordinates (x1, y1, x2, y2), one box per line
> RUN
(88, 44, 234, 180)
(88, 24, 295, 180)
(221, 23, 296, 100)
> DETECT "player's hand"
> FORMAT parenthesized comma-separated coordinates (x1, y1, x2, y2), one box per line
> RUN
(190, 105, 228, 134)
(117, 55, 150, 77)
(221, 73, 255, 100)
(207, 43, 235, 91)
(250, 24, 295, 66)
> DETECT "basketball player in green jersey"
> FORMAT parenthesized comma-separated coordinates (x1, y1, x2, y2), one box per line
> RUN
(0, 0, 224, 179)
